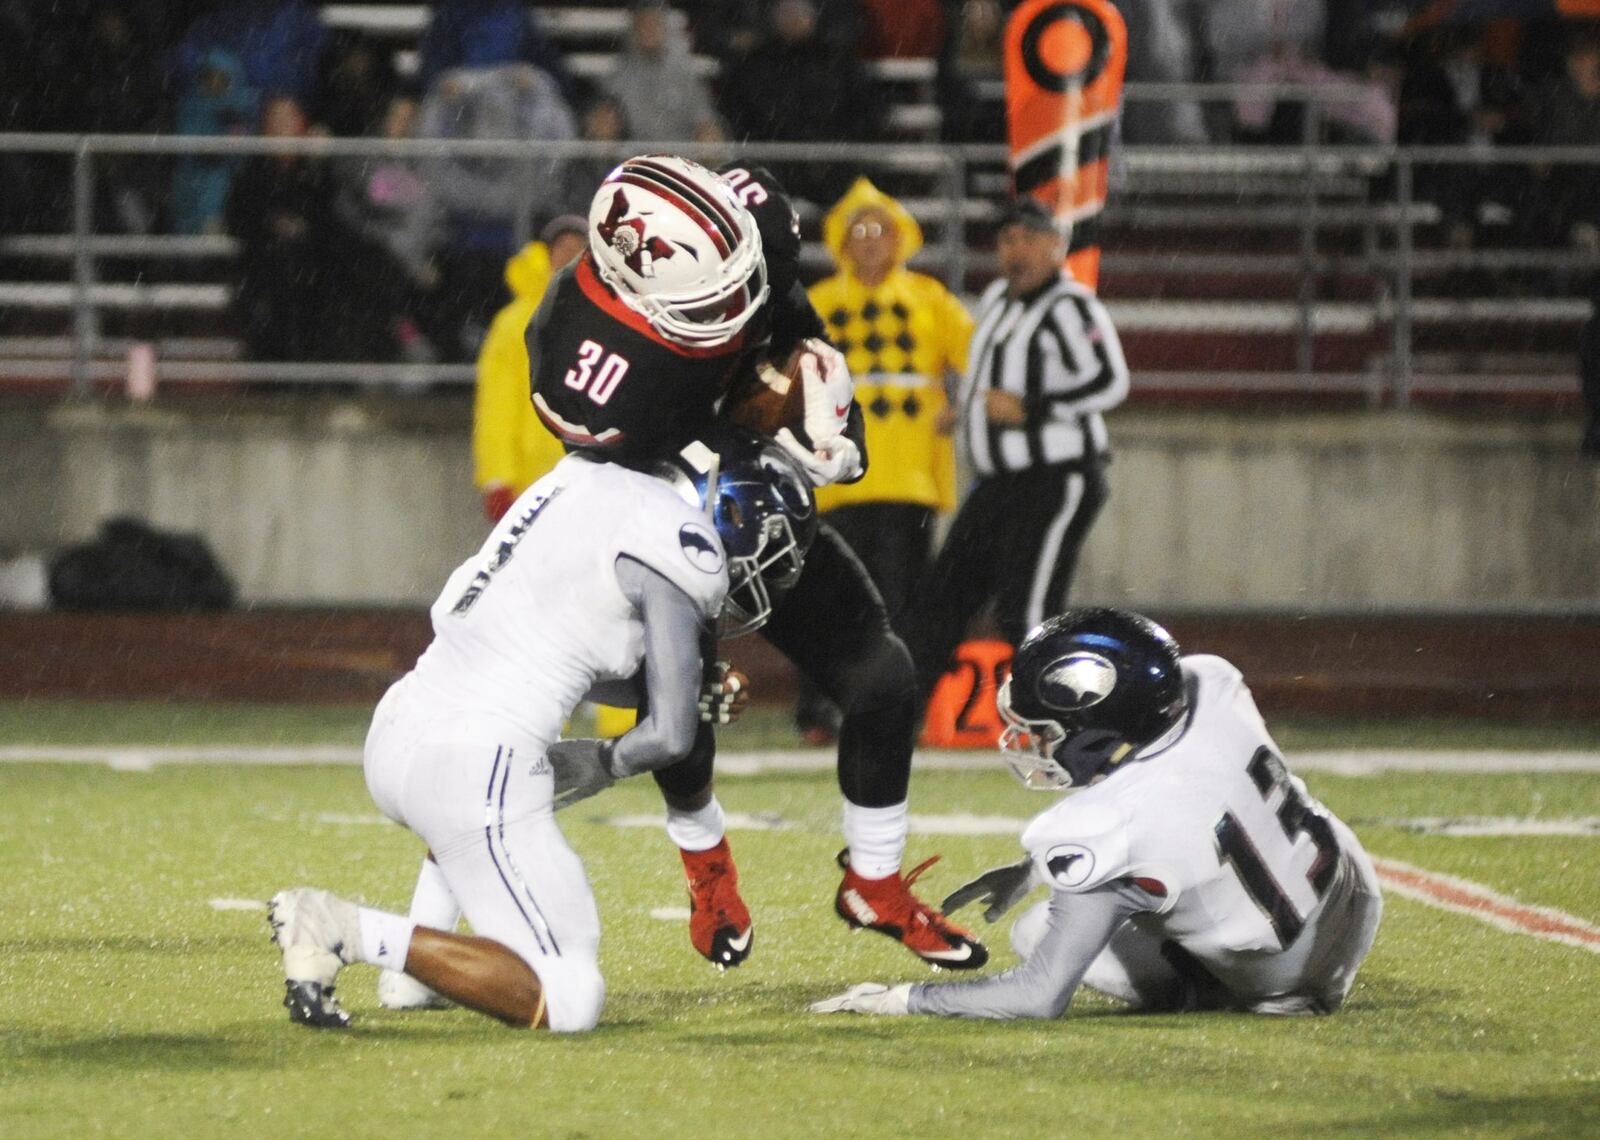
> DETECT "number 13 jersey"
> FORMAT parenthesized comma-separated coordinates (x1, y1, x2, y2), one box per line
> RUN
(1020, 655, 1378, 974)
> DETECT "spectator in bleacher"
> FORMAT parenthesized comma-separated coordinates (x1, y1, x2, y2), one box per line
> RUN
(717, 0, 884, 203)
(607, 2, 726, 143)
(226, 96, 336, 361)
(1111, 0, 1210, 145)
(561, 88, 633, 215)
(414, 63, 578, 360)
(315, 29, 401, 138)
(1519, 25, 1600, 252)
(1396, 26, 1522, 250)
(794, 177, 974, 743)
(170, 50, 258, 235)
(410, 0, 577, 107)
(323, 94, 441, 365)
(860, 0, 946, 59)
(936, 0, 1007, 143)
(171, 0, 330, 114)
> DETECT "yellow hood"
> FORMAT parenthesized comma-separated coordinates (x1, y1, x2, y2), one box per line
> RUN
(503, 241, 554, 299)
(822, 177, 923, 270)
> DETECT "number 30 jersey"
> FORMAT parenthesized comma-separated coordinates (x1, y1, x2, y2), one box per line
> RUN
(527, 255, 761, 470)
(407, 453, 729, 741)
(1020, 655, 1375, 967)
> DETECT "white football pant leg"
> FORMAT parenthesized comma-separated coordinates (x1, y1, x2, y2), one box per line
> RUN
(365, 696, 604, 1032)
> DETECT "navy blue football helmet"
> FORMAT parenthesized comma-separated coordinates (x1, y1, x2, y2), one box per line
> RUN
(998, 607, 1188, 790)
(659, 426, 816, 637)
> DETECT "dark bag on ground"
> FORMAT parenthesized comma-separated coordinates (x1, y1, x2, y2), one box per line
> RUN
(48, 517, 236, 611)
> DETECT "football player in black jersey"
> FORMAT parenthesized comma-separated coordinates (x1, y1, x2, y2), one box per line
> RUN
(531, 156, 987, 972)
(377, 157, 982, 1013)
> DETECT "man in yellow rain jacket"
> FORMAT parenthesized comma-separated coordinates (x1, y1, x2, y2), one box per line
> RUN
(799, 178, 974, 742)
(472, 215, 589, 523)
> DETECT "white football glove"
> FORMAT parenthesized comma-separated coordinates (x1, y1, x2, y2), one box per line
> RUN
(774, 428, 863, 488)
(809, 982, 913, 1016)
(798, 337, 853, 447)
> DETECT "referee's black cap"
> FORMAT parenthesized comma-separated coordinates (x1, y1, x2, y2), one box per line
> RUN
(996, 197, 1058, 234)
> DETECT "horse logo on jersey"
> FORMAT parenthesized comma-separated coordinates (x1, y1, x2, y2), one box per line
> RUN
(597, 187, 696, 279)
(1038, 652, 1117, 712)
(678, 522, 724, 574)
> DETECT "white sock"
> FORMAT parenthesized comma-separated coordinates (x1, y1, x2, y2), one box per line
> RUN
(407, 856, 461, 932)
(666, 796, 727, 853)
(843, 800, 908, 880)
(355, 907, 417, 972)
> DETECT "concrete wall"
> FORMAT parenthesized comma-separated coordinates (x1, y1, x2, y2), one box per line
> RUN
(2, 398, 1596, 610)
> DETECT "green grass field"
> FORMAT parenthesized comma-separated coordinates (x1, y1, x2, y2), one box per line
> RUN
(1, 702, 1597, 1138)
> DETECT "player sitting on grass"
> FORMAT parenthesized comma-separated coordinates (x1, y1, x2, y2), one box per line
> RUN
(812, 607, 1383, 1020)
(267, 428, 812, 1031)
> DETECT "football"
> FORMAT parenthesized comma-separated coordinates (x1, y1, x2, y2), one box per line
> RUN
(726, 346, 811, 437)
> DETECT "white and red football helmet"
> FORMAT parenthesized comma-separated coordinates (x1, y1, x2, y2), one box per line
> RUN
(587, 155, 768, 348)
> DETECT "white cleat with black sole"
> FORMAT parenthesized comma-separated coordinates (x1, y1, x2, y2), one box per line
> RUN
(267, 887, 360, 1029)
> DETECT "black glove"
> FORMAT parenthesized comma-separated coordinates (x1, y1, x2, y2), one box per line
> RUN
(548, 738, 617, 810)
(941, 857, 1036, 924)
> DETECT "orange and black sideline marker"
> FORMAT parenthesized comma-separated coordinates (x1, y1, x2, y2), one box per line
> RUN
(1003, 0, 1127, 291)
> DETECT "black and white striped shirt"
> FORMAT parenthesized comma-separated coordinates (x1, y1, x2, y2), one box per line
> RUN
(957, 273, 1130, 477)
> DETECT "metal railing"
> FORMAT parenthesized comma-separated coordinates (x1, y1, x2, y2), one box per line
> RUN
(0, 124, 1596, 407)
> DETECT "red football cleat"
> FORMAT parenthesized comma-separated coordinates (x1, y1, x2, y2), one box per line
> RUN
(834, 849, 989, 970)
(681, 838, 753, 969)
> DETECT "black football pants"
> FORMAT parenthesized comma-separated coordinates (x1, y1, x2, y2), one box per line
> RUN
(903, 462, 1109, 705)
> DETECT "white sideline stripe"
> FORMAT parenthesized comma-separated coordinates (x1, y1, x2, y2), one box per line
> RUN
(1372, 857, 1600, 954)
(209, 897, 266, 911)
(600, 811, 1024, 836)
(601, 812, 795, 832)
(2, 746, 1597, 774)
(1372, 816, 1600, 837)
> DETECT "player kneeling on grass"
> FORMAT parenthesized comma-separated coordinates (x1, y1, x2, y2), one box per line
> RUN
(812, 607, 1383, 1020)
(267, 428, 814, 1032)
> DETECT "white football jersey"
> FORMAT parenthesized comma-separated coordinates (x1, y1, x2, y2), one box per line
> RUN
(406, 453, 728, 741)
(1021, 655, 1357, 976)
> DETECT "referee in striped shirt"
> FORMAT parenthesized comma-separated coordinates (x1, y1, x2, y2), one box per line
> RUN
(905, 198, 1130, 703)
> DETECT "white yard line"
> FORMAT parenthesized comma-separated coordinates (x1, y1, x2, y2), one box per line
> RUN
(1372, 857, 1600, 954)
(4, 745, 1599, 773)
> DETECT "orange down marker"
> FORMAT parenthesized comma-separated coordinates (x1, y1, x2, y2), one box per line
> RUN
(1004, 0, 1128, 291)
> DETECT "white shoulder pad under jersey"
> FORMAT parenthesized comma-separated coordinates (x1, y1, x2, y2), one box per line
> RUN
(1018, 655, 1261, 915)
(607, 468, 729, 622)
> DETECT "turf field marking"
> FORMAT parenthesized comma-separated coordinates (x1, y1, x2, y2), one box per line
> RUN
(1372, 856, 1600, 954)
(5, 746, 1599, 773)
(1371, 816, 1600, 837)
(209, 897, 267, 911)
(650, 906, 691, 922)
(600, 812, 796, 831)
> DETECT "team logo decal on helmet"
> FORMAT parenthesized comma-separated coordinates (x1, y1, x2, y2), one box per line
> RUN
(677, 522, 724, 574)
(587, 155, 768, 348)
(1039, 652, 1117, 712)
(596, 187, 692, 279)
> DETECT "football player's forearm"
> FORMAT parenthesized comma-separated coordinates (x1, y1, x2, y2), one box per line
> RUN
(607, 559, 705, 777)
(907, 886, 1141, 1020)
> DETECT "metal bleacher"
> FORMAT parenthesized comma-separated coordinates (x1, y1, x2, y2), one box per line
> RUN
(0, 4, 1592, 408)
